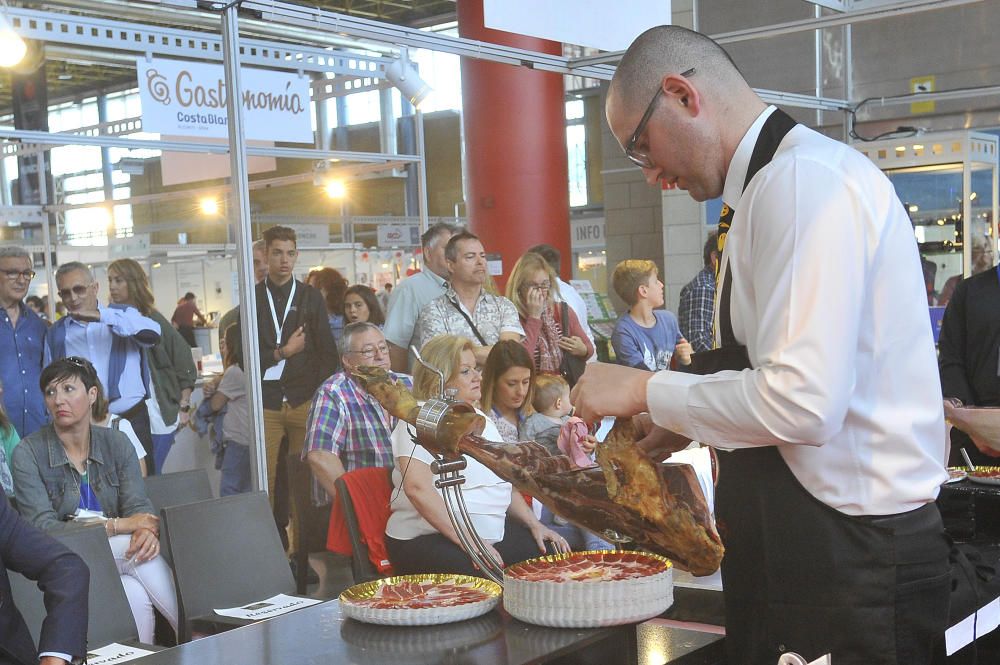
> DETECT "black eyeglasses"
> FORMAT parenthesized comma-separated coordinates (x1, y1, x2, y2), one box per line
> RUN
(349, 343, 389, 359)
(57, 284, 90, 299)
(2, 269, 35, 281)
(624, 68, 695, 169)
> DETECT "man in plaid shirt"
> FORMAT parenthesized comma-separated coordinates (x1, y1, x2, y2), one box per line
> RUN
(303, 321, 412, 505)
(678, 232, 719, 353)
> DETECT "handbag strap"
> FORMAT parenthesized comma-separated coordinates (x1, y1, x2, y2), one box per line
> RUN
(560, 301, 570, 335)
(448, 298, 488, 346)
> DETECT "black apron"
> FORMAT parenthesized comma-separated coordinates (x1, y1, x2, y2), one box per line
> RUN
(695, 109, 949, 664)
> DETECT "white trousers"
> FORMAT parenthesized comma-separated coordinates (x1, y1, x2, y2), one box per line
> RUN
(108, 534, 179, 643)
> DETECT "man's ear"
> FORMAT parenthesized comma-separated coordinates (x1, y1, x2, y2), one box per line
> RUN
(660, 73, 701, 116)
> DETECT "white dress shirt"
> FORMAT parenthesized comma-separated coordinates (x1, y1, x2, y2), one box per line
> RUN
(647, 106, 947, 516)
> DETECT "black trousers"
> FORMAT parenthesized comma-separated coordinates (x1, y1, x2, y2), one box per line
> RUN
(119, 400, 156, 475)
(177, 325, 197, 348)
(716, 446, 950, 665)
(385, 517, 544, 577)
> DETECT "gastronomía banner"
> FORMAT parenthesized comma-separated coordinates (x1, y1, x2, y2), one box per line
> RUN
(136, 57, 312, 143)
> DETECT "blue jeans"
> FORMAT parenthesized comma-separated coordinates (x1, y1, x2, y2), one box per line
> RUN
(220, 441, 252, 496)
(152, 432, 175, 474)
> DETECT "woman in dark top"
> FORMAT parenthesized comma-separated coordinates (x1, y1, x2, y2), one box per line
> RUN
(11, 357, 178, 643)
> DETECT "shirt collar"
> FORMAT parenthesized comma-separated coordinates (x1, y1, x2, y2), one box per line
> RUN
(444, 283, 483, 312)
(721, 105, 777, 210)
(44, 425, 106, 468)
(266, 276, 295, 298)
(422, 269, 447, 288)
(1, 299, 28, 320)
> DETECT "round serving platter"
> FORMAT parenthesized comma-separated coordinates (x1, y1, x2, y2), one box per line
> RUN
(503, 550, 674, 628)
(967, 466, 1000, 487)
(339, 573, 501, 626)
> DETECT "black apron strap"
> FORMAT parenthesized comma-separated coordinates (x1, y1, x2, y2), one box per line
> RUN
(692, 110, 797, 375)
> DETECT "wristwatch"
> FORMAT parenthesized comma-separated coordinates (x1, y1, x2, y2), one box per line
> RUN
(179, 403, 191, 413)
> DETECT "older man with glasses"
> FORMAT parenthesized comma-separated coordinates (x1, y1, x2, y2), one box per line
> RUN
(0, 246, 47, 437)
(44, 262, 161, 472)
(302, 321, 412, 508)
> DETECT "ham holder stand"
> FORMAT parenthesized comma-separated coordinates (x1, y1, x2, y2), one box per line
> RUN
(411, 345, 506, 584)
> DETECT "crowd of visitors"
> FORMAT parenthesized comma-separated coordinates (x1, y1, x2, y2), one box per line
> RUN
(1, 194, 987, 655)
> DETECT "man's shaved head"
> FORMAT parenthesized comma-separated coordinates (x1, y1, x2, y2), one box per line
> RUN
(609, 26, 745, 115)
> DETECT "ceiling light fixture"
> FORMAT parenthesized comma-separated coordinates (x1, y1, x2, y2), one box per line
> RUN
(385, 48, 432, 108)
(0, 1, 27, 69)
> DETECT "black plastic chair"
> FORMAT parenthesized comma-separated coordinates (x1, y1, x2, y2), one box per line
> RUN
(159, 491, 297, 643)
(9, 524, 160, 651)
(143, 469, 213, 513)
(142, 467, 214, 631)
(333, 467, 393, 584)
(286, 452, 331, 594)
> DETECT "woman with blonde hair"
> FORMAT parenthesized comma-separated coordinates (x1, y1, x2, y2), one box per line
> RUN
(107, 258, 197, 474)
(384, 334, 568, 575)
(506, 252, 592, 378)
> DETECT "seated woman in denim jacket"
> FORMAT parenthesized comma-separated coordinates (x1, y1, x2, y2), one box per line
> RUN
(11, 357, 179, 644)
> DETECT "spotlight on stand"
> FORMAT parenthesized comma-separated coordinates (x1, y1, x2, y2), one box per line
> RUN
(0, 2, 27, 69)
(385, 49, 432, 108)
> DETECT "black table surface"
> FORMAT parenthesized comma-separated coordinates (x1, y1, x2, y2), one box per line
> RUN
(127, 599, 724, 665)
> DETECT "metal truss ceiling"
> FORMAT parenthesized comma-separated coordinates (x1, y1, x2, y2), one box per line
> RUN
(0, 6, 394, 115)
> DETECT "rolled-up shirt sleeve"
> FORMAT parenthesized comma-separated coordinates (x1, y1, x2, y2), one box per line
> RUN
(498, 297, 526, 338)
(648, 157, 867, 449)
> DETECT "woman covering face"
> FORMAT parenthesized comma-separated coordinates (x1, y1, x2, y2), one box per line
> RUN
(505, 252, 593, 377)
(11, 357, 179, 644)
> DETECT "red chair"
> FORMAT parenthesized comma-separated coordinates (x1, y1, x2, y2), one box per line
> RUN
(330, 467, 394, 583)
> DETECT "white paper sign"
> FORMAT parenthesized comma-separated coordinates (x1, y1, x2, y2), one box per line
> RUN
(85, 643, 156, 665)
(484, 0, 670, 52)
(136, 58, 312, 143)
(946, 597, 1000, 655)
(214, 593, 321, 620)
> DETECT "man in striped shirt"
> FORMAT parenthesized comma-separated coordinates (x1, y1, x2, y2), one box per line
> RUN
(303, 322, 412, 505)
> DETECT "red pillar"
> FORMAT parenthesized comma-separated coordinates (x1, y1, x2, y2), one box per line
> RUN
(457, 0, 572, 285)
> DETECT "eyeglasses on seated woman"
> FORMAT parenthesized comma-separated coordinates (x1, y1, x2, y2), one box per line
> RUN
(10, 356, 179, 644)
